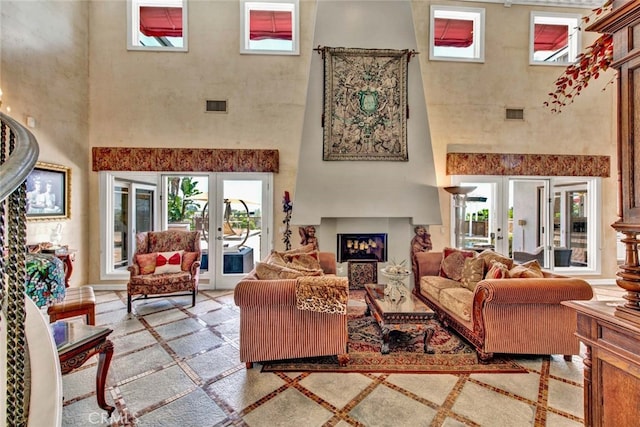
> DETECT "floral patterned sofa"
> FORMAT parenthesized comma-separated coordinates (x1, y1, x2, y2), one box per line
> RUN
(234, 248, 349, 368)
(127, 230, 201, 313)
(413, 248, 593, 362)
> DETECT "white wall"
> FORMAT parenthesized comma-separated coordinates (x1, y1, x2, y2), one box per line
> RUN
(292, 0, 440, 226)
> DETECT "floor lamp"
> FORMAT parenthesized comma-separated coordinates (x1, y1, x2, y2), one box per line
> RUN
(445, 186, 476, 249)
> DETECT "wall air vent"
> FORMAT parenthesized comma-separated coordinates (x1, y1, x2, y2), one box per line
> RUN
(506, 108, 524, 120)
(206, 100, 228, 113)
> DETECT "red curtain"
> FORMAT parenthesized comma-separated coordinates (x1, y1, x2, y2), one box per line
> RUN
(534, 24, 568, 51)
(434, 18, 473, 48)
(139, 7, 183, 38)
(249, 10, 292, 41)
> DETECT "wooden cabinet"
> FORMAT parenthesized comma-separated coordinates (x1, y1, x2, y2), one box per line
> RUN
(564, 301, 640, 427)
(587, 1, 640, 319)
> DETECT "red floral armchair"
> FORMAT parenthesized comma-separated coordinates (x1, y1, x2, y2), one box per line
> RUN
(127, 230, 201, 313)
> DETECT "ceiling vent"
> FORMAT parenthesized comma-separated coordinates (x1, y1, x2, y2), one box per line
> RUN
(506, 108, 524, 120)
(206, 100, 228, 113)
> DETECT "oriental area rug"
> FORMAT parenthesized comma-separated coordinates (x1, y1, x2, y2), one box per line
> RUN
(262, 292, 526, 374)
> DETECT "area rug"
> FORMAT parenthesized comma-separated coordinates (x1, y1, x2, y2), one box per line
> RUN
(262, 292, 526, 374)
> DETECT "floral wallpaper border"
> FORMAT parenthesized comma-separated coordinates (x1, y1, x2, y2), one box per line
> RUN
(446, 153, 610, 177)
(92, 148, 279, 172)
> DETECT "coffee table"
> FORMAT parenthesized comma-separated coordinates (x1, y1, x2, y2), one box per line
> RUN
(51, 321, 115, 416)
(364, 283, 436, 354)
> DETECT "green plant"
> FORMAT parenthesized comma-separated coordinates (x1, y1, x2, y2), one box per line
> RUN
(167, 177, 202, 224)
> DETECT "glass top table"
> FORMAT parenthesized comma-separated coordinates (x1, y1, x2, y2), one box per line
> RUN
(51, 321, 115, 416)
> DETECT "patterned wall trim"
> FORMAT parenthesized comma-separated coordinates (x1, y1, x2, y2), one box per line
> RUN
(92, 148, 279, 172)
(446, 153, 610, 177)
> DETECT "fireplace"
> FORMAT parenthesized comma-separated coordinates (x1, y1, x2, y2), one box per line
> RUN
(337, 233, 387, 263)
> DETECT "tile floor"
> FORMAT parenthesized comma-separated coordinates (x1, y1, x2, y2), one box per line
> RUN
(60, 286, 624, 426)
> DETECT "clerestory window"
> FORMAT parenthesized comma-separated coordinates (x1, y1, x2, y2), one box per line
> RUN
(429, 5, 485, 63)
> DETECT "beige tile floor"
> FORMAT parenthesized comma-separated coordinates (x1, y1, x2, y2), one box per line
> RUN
(60, 286, 624, 426)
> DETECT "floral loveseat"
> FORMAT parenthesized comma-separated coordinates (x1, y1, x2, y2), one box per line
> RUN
(234, 247, 349, 368)
(413, 248, 593, 362)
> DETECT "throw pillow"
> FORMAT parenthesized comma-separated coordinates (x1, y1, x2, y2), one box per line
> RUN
(285, 252, 322, 271)
(154, 250, 183, 274)
(181, 251, 199, 272)
(279, 244, 316, 256)
(485, 260, 509, 279)
(440, 247, 476, 281)
(255, 262, 304, 280)
(136, 252, 157, 275)
(509, 259, 544, 278)
(459, 257, 485, 291)
(478, 249, 514, 272)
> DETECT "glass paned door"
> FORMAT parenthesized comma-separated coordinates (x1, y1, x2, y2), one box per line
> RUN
(112, 181, 156, 272)
(214, 175, 268, 288)
(113, 184, 129, 270)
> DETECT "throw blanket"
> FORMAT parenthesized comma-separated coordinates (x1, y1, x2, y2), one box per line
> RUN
(295, 276, 348, 315)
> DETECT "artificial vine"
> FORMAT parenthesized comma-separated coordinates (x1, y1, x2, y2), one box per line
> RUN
(544, 1, 614, 113)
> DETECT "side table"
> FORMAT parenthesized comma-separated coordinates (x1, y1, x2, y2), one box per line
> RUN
(51, 321, 115, 416)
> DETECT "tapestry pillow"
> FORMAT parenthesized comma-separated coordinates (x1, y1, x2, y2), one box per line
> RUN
(459, 257, 485, 291)
(485, 260, 509, 279)
(509, 259, 544, 278)
(255, 262, 304, 280)
(136, 252, 157, 275)
(181, 251, 199, 272)
(440, 247, 476, 281)
(477, 249, 514, 272)
(154, 250, 183, 274)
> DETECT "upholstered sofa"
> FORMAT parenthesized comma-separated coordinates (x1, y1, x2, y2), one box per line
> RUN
(413, 250, 593, 362)
(234, 251, 349, 368)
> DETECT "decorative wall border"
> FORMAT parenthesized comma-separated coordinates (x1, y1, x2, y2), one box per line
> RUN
(446, 153, 610, 177)
(92, 148, 279, 172)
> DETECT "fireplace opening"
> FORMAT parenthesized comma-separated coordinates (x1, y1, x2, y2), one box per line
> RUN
(337, 233, 387, 263)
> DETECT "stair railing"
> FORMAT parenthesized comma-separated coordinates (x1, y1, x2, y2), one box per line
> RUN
(0, 111, 39, 427)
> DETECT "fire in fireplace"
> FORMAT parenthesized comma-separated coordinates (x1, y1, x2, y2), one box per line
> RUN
(337, 233, 387, 263)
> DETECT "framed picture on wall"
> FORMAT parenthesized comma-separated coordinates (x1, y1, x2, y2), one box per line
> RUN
(26, 162, 71, 221)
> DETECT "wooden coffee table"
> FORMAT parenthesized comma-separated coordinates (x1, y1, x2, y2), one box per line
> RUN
(364, 283, 436, 354)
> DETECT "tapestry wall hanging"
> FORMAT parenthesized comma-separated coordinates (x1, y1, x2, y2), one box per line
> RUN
(321, 47, 411, 161)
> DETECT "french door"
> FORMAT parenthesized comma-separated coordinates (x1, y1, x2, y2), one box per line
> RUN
(452, 175, 600, 272)
(452, 176, 553, 267)
(101, 172, 272, 286)
(210, 174, 272, 288)
(160, 173, 272, 289)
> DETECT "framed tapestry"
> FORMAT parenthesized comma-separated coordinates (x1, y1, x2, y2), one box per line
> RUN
(322, 47, 410, 161)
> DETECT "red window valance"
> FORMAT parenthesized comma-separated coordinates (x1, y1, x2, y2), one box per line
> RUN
(434, 18, 473, 48)
(249, 10, 292, 41)
(533, 24, 568, 51)
(139, 7, 183, 38)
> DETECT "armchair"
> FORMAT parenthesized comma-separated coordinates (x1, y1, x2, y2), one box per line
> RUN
(127, 230, 202, 313)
